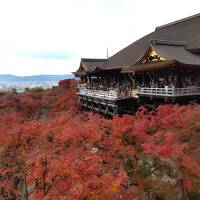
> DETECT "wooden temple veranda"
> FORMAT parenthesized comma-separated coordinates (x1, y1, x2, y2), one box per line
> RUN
(73, 14, 200, 116)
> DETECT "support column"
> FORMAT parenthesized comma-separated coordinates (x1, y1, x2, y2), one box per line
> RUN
(89, 75, 92, 83)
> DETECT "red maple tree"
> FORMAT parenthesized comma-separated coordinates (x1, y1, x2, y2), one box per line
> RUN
(0, 79, 199, 199)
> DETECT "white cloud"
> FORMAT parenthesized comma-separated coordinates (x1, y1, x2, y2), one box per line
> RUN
(0, 54, 77, 75)
(0, 0, 199, 75)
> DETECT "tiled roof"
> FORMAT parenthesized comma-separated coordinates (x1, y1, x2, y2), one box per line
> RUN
(75, 13, 200, 74)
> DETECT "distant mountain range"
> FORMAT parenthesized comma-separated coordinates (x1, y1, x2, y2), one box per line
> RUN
(0, 74, 74, 82)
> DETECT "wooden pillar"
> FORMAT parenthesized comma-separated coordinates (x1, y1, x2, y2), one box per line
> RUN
(182, 71, 186, 87)
(171, 71, 174, 86)
(177, 70, 181, 87)
(85, 76, 88, 83)
(89, 75, 92, 83)
(171, 70, 176, 87)
(80, 76, 83, 84)
(105, 100, 109, 115)
(154, 73, 158, 87)
(166, 73, 169, 85)
(142, 73, 145, 87)
(98, 99, 101, 112)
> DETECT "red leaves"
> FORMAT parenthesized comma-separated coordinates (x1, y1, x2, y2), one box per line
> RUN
(183, 178, 193, 190)
(55, 90, 79, 113)
(0, 81, 200, 199)
(142, 142, 173, 157)
(142, 143, 155, 154)
(156, 143, 173, 157)
(58, 79, 77, 90)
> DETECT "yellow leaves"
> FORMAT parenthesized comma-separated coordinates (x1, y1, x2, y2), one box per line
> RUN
(109, 179, 121, 193)
(59, 196, 68, 200)
(0, 146, 4, 158)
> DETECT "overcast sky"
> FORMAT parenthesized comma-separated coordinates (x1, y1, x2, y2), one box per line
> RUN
(0, 0, 199, 76)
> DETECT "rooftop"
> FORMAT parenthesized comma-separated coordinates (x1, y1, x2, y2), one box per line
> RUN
(75, 13, 200, 74)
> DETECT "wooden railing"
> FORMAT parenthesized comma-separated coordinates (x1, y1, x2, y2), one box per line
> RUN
(78, 84, 119, 100)
(139, 87, 200, 97)
(78, 84, 200, 99)
(78, 84, 139, 100)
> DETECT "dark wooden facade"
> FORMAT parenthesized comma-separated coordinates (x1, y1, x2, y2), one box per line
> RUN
(74, 14, 200, 115)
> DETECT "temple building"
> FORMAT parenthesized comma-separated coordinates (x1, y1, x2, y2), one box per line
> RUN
(73, 13, 200, 115)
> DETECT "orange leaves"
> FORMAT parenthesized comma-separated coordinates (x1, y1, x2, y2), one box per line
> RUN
(58, 79, 77, 90)
(1, 81, 200, 199)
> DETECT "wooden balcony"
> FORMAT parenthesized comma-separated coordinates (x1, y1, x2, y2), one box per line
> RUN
(78, 84, 200, 101)
(139, 87, 200, 97)
(77, 84, 136, 100)
(78, 84, 118, 100)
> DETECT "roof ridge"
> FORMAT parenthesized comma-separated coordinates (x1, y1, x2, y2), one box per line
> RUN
(151, 39, 188, 46)
(81, 58, 107, 60)
(156, 13, 200, 30)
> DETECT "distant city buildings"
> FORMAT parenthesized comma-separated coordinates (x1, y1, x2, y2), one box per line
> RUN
(0, 81, 59, 93)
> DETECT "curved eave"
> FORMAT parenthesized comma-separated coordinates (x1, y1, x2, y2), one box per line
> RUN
(85, 67, 122, 75)
(72, 70, 87, 77)
(73, 66, 102, 77)
(122, 60, 177, 72)
(176, 61, 200, 68)
(85, 67, 101, 74)
(122, 59, 200, 73)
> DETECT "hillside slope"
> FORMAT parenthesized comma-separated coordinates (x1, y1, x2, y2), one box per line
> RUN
(0, 79, 199, 200)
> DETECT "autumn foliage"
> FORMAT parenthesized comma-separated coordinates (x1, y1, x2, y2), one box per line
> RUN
(0, 79, 200, 200)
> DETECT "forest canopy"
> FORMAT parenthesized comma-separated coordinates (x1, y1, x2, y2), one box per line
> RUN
(0, 79, 199, 200)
